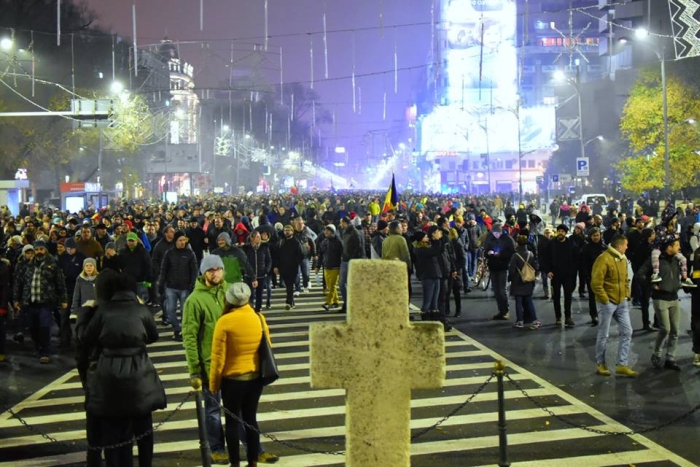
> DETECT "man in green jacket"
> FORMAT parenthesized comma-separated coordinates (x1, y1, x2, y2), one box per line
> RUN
(182, 255, 278, 465)
(211, 232, 254, 285)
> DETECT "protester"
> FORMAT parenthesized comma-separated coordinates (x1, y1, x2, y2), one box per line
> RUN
(209, 282, 271, 467)
(509, 235, 540, 329)
(158, 231, 198, 340)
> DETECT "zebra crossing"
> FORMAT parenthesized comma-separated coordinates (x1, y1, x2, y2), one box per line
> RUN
(0, 285, 695, 467)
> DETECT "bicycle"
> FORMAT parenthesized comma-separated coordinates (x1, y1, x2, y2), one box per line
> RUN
(473, 249, 491, 291)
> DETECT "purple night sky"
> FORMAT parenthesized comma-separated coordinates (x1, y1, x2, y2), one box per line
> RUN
(84, 0, 433, 155)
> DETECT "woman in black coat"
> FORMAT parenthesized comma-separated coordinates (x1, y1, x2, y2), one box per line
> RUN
(449, 228, 467, 317)
(632, 228, 658, 331)
(508, 235, 540, 329)
(580, 227, 607, 326)
(83, 272, 166, 467)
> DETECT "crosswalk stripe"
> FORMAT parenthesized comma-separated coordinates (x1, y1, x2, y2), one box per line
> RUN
(0, 285, 695, 467)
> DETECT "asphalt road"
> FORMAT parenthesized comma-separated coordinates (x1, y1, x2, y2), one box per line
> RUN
(0, 278, 698, 466)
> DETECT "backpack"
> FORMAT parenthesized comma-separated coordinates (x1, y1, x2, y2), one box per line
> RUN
(515, 252, 536, 283)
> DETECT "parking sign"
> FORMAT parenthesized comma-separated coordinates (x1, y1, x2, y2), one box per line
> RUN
(576, 157, 590, 177)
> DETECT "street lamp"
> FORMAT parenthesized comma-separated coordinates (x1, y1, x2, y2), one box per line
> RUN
(110, 81, 124, 95)
(583, 135, 604, 152)
(631, 28, 671, 193)
(0, 37, 13, 51)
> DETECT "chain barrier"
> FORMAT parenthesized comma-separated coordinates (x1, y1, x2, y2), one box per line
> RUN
(2, 391, 193, 451)
(204, 373, 497, 455)
(504, 373, 700, 436)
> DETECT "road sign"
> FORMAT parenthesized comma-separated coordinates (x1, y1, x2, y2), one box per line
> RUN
(576, 157, 590, 177)
(551, 174, 559, 183)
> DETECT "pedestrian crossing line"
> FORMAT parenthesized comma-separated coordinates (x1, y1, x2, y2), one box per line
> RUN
(149, 336, 470, 350)
(0, 386, 553, 431)
(18, 361, 506, 411)
(13, 369, 532, 413)
(477, 450, 673, 467)
(146, 348, 487, 360)
(0, 370, 77, 424)
(0, 401, 588, 453)
(450, 328, 697, 467)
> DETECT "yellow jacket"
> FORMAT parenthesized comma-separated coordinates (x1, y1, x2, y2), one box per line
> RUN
(590, 246, 630, 305)
(209, 304, 271, 393)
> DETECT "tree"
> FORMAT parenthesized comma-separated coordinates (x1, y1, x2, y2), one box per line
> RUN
(618, 67, 700, 192)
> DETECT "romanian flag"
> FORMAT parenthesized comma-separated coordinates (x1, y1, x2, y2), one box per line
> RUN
(382, 174, 399, 213)
(290, 186, 298, 195)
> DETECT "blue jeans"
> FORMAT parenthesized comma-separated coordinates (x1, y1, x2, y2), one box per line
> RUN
(295, 258, 311, 291)
(466, 250, 477, 278)
(339, 261, 349, 304)
(203, 379, 225, 453)
(515, 295, 537, 323)
(421, 279, 441, 313)
(164, 288, 189, 333)
(595, 300, 633, 366)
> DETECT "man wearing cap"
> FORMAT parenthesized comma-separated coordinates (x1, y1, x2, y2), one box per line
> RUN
(315, 224, 343, 311)
(93, 223, 112, 250)
(212, 232, 255, 286)
(543, 224, 578, 327)
(370, 219, 389, 259)
(120, 232, 152, 303)
(482, 220, 516, 320)
(158, 231, 198, 341)
(76, 225, 104, 259)
(13, 240, 68, 364)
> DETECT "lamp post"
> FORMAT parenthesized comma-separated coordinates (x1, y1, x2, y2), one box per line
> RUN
(554, 63, 585, 173)
(517, 100, 523, 204)
(633, 28, 671, 193)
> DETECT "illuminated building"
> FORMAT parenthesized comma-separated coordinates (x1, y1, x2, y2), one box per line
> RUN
(418, 0, 600, 195)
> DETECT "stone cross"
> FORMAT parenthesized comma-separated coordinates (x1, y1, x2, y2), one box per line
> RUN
(310, 259, 446, 466)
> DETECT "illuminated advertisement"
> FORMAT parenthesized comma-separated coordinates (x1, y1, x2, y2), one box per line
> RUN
(444, 0, 518, 107)
(420, 106, 555, 156)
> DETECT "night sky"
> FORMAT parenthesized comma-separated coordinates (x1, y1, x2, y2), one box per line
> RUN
(84, 0, 434, 156)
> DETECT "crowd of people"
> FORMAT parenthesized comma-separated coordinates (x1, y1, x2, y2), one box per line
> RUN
(1, 190, 700, 464)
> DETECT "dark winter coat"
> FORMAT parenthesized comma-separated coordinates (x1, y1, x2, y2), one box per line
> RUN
(83, 291, 166, 418)
(151, 238, 175, 283)
(543, 236, 577, 278)
(159, 246, 198, 291)
(58, 252, 86, 297)
(276, 236, 304, 276)
(14, 255, 68, 307)
(318, 235, 343, 269)
(242, 242, 272, 279)
(185, 226, 207, 262)
(341, 225, 365, 262)
(481, 233, 516, 271)
(508, 246, 538, 296)
(120, 244, 152, 284)
(413, 240, 443, 280)
(581, 240, 607, 279)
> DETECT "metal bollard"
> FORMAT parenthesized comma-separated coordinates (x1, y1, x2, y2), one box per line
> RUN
(494, 360, 510, 467)
(194, 390, 213, 467)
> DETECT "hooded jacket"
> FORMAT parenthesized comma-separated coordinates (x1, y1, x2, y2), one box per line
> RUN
(120, 243, 152, 283)
(233, 222, 250, 246)
(83, 291, 166, 418)
(182, 276, 228, 378)
(212, 243, 254, 284)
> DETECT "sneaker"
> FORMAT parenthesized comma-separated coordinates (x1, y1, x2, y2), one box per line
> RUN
(664, 360, 681, 371)
(529, 321, 542, 329)
(304, 287, 311, 293)
(596, 363, 611, 376)
(651, 353, 662, 369)
(492, 313, 509, 320)
(650, 273, 662, 283)
(590, 318, 599, 327)
(693, 354, 700, 367)
(285, 304, 292, 311)
(565, 318, 575, 328)
(39, 356, 50, 364)
(512, 321, 524, 328)
(615, 365, 638, 378)
(322, 304, 330, 312)
(172, 332, 183, 342)
(293, 291, 300, 297)
(265, 302, 271, 310)
(682, 278, 697, 288)
(258, 451, 280, 463)
(210, 450, 228, 465)
(555, 318, 562, 326)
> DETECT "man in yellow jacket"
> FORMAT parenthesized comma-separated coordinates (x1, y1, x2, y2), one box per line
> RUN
(591, 234, 637, 377)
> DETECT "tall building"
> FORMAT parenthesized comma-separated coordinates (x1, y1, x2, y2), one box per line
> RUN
(418, 0, 603, 195)
(159, 39, 200, 145)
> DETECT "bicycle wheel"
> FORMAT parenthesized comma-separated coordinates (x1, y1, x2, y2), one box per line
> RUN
(480, 269, 490, 291)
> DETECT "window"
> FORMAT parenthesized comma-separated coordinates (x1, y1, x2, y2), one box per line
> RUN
(528, 160, 535, 168)
(505, 160, 514, 169)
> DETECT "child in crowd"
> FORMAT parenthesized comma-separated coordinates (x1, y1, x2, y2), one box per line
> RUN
(651, 206, 696, 288)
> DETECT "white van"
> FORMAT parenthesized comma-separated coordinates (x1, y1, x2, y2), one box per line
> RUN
(576, 194, 608, 208)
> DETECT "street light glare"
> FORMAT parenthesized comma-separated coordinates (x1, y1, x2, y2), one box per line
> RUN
(597, 135, 604, 141)
(110, 81, 124, 94)
(635, 28, 650, 40)
(553, 70, 566, 82)
(0, 37, 12, 50)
